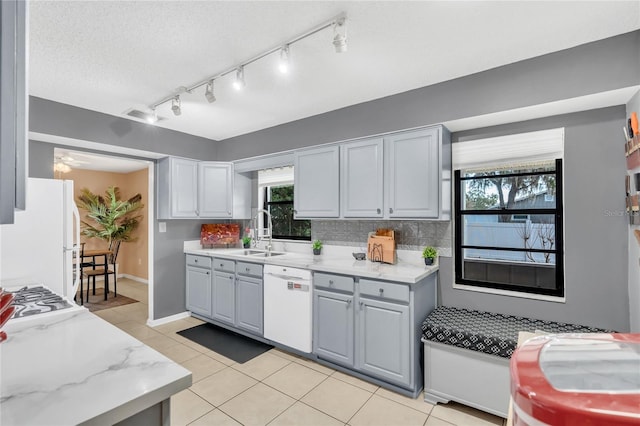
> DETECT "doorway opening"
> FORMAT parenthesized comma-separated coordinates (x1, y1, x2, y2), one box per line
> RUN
(53, 147, 156, 321)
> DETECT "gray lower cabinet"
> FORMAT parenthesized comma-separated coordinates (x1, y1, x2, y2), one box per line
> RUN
(235, 262, 263, 335)
(213, 271, 235, 324)
(185, 256, 213, 318)
(313, 289, 355, 366)
(357, 296, 410, 387)
(313, 271, 436, 395)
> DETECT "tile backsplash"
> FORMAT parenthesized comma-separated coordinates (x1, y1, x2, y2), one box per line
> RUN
(311, 220, 452, 255)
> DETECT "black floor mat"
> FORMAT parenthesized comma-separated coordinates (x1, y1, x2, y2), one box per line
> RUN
(177, 323, 273, 364)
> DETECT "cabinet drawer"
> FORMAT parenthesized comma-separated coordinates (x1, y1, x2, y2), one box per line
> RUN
(213, 258, 236, 273)
(237, 261, 263, 278)
(359, 279, 409, 303)
(314, 272, 354, 293)
(186, 254, 212, 269)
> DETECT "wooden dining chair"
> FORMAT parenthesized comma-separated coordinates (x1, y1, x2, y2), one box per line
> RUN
(83, 240, 121, 301)
(76, 243, 95, 305)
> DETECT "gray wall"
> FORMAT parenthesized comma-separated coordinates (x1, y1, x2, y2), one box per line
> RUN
(29, 97, 219, 160)
(29, 140, 54, 178)
(216, 30, 640, 161)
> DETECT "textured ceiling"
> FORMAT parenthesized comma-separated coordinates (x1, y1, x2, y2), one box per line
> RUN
(29, 1, 640, 142)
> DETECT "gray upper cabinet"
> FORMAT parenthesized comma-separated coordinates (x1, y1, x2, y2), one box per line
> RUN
(0, 0, 28, 224)
(158, 157, 240, 219)
(385, 127, 442, 218)
(294, 145, 340, 218)
(341, 138, 384, 218)
(199, 162, 233, 218)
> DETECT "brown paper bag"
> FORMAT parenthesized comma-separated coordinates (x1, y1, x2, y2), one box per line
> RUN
(367, 234, 396, 264)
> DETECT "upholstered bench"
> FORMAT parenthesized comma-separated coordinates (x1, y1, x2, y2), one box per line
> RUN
(420, 306, 613, 418)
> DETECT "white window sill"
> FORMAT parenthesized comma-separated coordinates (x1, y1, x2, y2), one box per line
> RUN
(452, 283, 566, 303)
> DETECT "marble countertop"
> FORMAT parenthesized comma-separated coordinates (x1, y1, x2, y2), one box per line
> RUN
(184, 243, 438, 284)
(0, 309, 192, 425)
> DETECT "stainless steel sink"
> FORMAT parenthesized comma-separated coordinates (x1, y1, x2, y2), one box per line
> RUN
(229, 249, 286, 257)
(250, 252, 285, 257)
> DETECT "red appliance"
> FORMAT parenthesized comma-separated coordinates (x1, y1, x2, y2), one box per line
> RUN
(510, 333, 640, 426)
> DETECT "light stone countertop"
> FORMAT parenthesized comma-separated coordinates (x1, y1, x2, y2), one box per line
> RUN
(184, 241, 438, 284)
(0, 309, 192, 426)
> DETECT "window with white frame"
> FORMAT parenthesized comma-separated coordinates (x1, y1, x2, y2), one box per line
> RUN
(257, 166, 311, 240)
(453, 129, 564, 297)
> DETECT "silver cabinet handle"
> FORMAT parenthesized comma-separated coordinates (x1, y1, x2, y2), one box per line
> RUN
(194, 259, 198, 263)
(206, 271, 209, 275)
(359, 301, 363, 309)
(379, 288, 384, 295)
(246, 267, 250, 272)
(329, 280, 334, 285)
(346, 299, 352, 306)
(196, 210, 200, 216)
(389, 208, 394, 214)
(377, 208, 381, 214)
(220, 263, 224, 268)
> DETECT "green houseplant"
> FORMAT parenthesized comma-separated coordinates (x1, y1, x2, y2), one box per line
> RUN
(422, 246, 437, 266)
(242, 235, 252, 249)
(76, 186, 143, 245)
(312, 239, 323, 255)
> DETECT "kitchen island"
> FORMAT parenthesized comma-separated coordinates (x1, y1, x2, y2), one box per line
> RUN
(0, 308, 191, 425)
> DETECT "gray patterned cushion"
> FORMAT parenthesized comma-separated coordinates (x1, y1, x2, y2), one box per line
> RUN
(421, 306, 614, 358)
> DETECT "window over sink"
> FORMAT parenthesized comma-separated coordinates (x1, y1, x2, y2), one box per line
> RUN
(258, 167, 311, 241)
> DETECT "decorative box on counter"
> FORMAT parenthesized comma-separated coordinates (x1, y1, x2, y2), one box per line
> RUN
(200, 223, 240, 248)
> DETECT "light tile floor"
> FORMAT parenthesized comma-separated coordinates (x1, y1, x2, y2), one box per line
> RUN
(95, 279, 506, 426)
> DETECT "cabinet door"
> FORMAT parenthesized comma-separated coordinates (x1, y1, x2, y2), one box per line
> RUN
(213, 271, 235, 324)
(356, 297, 411, 387)
(313, 289, 355, 367)
(186, 266, 212, 317)
(341, 138, 384, 218)
(386, 128, 440, 218)
(171, 158, 199, 218)
(236, 276, 263, 335)
(199, 162, 233, 218)
(294, 146, 340, 218)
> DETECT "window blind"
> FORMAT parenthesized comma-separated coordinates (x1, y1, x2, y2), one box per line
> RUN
(258, 166, 294, 187)
(453, 128, 564, 171)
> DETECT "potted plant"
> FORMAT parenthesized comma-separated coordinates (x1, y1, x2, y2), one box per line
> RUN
(77, 186, 143, 245)
(312, 240, 323, 255)
(242, 235, 252, 249)
(422, 246, 437, 266)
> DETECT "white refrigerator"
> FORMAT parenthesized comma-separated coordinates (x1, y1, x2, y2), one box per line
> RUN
(0, 178, 81, 300)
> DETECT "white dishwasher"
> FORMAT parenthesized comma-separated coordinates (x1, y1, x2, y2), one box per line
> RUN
(263, 265, 312, 353)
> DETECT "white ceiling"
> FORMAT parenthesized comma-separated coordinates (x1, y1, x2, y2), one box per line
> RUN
(30, 1, 640, 142)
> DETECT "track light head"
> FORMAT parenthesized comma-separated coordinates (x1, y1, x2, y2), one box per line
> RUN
(171, 96, 181, 116)
(205, 80, 216, 103)
(233, 66, 245, 90)
(333, 18, 347, 53)
(278, 45, 290, 74)
(146, 108, 158, 124)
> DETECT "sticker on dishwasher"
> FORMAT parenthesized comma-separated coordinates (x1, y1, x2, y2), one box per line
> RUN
(287, 281, 309, 291)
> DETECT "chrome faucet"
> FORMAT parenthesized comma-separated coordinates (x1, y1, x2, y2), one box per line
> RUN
(253, 209, 273, 253)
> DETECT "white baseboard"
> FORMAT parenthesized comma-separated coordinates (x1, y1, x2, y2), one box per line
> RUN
(147, 311, 191, 327)
(121, 274, 148, 284)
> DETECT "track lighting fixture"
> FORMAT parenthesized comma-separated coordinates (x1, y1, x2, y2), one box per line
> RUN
(333, 17, 347, 53)
(143, 13, 347, 121)
(233, 67, 245, 91)
(278, 45, 290, 74)
(205, 80, 216, 103)
(146, 108, 158, 124)
(171, 96, 181, 116)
